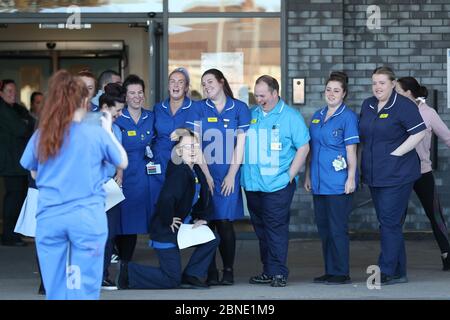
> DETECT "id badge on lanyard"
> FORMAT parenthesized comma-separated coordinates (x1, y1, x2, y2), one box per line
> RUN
(270, 124, 282, 151)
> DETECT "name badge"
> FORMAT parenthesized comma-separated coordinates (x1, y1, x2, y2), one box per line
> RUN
(379, 113, 389, 119)
(251, 119, 257, 124)
(312, 119, 320, 124)
(271, 142, 282, 151)
(146, 162, 162, 175)
(127, 130, 137, 136)
(207, 117, 218, 123)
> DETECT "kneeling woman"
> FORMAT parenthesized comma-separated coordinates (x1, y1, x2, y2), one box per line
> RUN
(117, 128, 220, 289)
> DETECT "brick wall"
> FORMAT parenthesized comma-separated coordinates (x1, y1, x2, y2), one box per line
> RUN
(286, 0, 450, 235)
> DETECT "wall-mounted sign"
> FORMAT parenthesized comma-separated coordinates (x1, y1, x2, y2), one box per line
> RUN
(293, 78, 305, 105)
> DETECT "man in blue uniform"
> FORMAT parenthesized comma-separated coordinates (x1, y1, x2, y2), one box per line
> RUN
(241, 75, 310, 287)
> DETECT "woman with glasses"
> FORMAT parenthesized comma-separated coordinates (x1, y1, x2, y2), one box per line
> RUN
(116, 128, 219, 290)
(148, 68, 200, 217)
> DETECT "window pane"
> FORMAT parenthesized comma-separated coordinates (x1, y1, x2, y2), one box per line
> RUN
(0, 1, 163, 13)
(169, 18, 280, 106)
(169, 0, 280, 13)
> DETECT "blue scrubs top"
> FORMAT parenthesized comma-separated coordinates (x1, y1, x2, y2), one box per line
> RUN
(20, 122, 122, 219)
(309, 104, 360, 195)
(241, 98, 310, 193)
(114, 107, 155, 234)
(359, 90, 426, 187)
(186, 97, 251, 221)
(105, 123, 122, 178)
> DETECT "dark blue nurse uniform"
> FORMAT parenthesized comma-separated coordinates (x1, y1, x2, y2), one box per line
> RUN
(359, 90, 426, 278)
(114, 108, 155, 234)
(186, 97, 251, 221)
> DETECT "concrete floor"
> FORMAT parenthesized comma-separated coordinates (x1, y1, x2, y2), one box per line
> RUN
(1, 236, 450, 300)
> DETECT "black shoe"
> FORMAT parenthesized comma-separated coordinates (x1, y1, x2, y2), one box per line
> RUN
(180, 275, 209, 289)
(102, 278, 118, 291)
(442, 255, 450, 271)
(206, 269, 220, 286)
(2, 239, 27, 247)
(115, 261, 129, 290)
(326, 275, 351, 285)
(270, 275, 287, 287)
(249, 273, 273, 284)
(380, 273, 408, 286)
(313, 274, 332, 283)
(220, 268, 234, 285)
(38, 283, 45, 295)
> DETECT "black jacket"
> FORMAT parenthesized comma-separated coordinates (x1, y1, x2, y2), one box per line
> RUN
(149, 160, 213, 244)
(0, 97, 35, 176)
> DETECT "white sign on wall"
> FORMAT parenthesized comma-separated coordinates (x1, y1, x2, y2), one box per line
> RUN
(447, 49, 450, 108)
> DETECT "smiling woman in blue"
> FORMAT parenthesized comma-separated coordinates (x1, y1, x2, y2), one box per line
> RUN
(186, 69, 251, 285)
(149, 68, 196, 214)
(305, 71, 359, 285)
(114, 75, 155, 264)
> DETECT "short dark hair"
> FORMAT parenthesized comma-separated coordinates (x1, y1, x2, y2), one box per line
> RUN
(326, 71, 349, 100)
(30, 91, 43, 105)
(255, 75, 279, 94)
(0, 79, 16, 92)
(123, 74, 145, 93)
(99, 83, 126, 108)
(98, 69, 121, 89)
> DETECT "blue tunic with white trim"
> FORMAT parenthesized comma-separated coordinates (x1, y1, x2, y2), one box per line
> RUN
(309, 104, 360, 195)
(114, 107, 155, 234)
(149, 97, 195, 213)
(359, 90, 426, 187)
(186, 97, 251, 221)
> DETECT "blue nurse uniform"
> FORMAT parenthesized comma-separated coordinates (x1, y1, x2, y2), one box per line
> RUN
(186, 97, 251, 221)
(114, 108, 154, 234)
(309, 103, 360, 277)
(359, 90, 426, 278)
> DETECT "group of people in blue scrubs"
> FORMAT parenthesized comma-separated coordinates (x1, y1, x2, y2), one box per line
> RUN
(18, 63, 450, 299)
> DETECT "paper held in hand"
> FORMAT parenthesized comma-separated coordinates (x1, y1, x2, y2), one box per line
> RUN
(103, 178, 125, 211)
(177, 224, 216, 250)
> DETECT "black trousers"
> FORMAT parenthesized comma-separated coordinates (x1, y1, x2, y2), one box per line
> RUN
(412, 171, 450, 254)
(1, 176, 28, 242)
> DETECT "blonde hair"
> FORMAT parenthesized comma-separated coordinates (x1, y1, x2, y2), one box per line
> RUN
(372, 66, 396, 81)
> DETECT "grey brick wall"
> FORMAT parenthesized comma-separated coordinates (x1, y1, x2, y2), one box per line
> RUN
(286, 0, 450, 235)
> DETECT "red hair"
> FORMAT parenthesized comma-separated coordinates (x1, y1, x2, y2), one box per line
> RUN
(38, 70, 88, 162)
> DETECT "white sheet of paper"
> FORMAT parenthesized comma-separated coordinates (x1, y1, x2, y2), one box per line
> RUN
(103, 178, 125, 211)
(14, 188, 38, 237)
(177, 224, 216, 250)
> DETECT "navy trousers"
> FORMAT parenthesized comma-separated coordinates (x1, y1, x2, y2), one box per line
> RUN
(127, 233, 220, 289)
(313, 194, 352, 276)
(103, 203, 121, 280)
(245, 181, 296, 278)
(370, 182, 414, 277)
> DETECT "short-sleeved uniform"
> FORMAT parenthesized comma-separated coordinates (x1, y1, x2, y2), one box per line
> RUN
(309, 103, 360, 277)
(241, 99, 310, 193)
(20, 122, 122, 300)
(114, 108, 155, 234)
(359, 91, 426, 187)
(149, 97, 195, 211)
(241, 98, 310, 278)
(186, 97, 251, 221)
(309, 104, 360, 195)
(359, 90, 426, 277)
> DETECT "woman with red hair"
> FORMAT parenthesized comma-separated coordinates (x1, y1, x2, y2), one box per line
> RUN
(20, 70, 128, 300)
